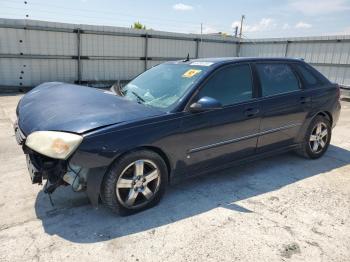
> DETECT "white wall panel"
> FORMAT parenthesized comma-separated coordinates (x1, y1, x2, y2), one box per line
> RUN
(148, 38, 196, 58)
(0, 28, 25, 54)
(199, 42, 236, 57)
(0, 58, 76, 86)
(0, 28, 76, 55)
(240, 43, 285, 57)
(24, 30, 77, 55)
(82, 34, 145, 57)
(26, 59, 77, 85)
(81, 60, 144, 81)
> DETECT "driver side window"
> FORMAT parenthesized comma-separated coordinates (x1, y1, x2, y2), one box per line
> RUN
(197, 64, 253, 106)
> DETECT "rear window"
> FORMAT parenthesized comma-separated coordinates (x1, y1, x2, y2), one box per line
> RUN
(256, 63, 300, 97)
(295, 64, 318, 86)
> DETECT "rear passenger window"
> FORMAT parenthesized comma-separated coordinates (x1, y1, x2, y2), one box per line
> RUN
(198, 64, 252, 106)
(295, 64, 318, 86)
(256, 63, 300, 96)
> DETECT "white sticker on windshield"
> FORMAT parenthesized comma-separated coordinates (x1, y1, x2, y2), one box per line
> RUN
(190, 62, 214, 67)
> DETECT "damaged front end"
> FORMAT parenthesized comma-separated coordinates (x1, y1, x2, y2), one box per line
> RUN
(25, 149, 89, 194)
(14, 121, 91, 202)
(24, 146, 89, 197)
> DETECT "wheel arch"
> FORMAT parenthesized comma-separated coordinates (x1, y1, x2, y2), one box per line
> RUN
(108, 145, 172, 182)
(316, 111, 333, 126)
(139, 145, 172, 178)
(93, 145, 172, 208)
(296, 110, 333, 144)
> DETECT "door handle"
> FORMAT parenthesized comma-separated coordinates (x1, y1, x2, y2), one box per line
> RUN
(244, 108, 259, 117)
(300, 97, 311, 104)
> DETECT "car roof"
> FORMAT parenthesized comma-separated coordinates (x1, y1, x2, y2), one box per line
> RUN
(167, 57, 304, 66)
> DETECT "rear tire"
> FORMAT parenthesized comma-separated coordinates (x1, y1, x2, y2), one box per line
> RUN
(101, 150, 168, 215)
(297, 115, 331, 159)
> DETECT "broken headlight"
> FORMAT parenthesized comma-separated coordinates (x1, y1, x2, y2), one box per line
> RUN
(25, 131, 83, 160)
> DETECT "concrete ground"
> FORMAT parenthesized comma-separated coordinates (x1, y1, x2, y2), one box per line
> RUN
(0, 94, 349, 262)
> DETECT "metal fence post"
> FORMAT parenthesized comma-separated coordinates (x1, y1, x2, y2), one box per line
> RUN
(195, 39, 199, 58)
(284, 40, 290, 57)
(77, 28, 82, 84)
(236, 41, 241, 57)
(144, 33, 148, 71)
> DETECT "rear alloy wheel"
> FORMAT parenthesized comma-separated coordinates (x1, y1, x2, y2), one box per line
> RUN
(297, 115, 331, 159)
(309, 122, 329, 154)
(101, 150, 168, 215)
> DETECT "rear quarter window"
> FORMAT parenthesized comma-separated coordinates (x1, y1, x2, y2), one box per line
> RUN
(295, 64, 318, 86)
(256, 63, 300, 97)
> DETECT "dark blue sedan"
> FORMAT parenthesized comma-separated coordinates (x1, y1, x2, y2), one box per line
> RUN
(14, 57, 341, 215)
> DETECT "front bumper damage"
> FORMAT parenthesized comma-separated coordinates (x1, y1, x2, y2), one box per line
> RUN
(26, 149, 88, 193)
(14, 121, 105, 207)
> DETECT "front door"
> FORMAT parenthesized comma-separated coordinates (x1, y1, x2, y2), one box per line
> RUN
(180, 63, 261, 173)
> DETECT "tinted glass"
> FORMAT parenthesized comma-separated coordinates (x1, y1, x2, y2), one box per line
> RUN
(122, 64, 210, 109)
(198, 64, 252, 106)
(256, 63, 300, 96)
(296, 64, 318, 86)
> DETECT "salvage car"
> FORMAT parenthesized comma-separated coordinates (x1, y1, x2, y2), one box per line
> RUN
(14, 57, 341, 215)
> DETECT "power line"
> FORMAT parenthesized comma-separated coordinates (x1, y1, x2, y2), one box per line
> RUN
(0, 6, 197, 32)
(1, 0, 233, 32)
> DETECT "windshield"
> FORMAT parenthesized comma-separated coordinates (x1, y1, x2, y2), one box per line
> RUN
(120, 63, 209, 109)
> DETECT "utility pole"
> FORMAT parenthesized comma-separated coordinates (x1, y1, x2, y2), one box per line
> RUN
(237, 15, 245, 57)
(239, 15, 245, 39)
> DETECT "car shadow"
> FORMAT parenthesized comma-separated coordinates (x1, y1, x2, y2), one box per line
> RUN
(34, 144, 350, 243)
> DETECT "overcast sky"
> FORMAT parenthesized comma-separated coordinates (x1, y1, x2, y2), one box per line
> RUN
(1, 0, 350, 38)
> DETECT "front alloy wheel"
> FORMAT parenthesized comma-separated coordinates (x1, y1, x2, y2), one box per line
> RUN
(101, 150, 168, 215)
(116, 159, 161, 209)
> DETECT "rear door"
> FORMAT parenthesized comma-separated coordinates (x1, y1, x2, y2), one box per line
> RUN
(180, 63, 261, 173)
(254, 62, 311, 152)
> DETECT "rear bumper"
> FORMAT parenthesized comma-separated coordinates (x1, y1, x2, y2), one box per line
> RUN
(340, 85, 350, 99)
(332, 101, 341, 128)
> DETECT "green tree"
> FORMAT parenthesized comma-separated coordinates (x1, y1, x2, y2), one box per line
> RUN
(132, 21, 146, 30)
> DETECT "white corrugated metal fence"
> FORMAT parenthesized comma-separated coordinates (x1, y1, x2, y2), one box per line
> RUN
(0, 18, 237, 90)
(240, 36, 350, 87)
(0, 18, 349, 91)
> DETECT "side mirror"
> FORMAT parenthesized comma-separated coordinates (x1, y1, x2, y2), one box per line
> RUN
(189, 96, 222, 112)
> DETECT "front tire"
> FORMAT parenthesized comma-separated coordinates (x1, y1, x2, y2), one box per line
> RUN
(101, 150, 168, 215)
(297, 115, 331, 159)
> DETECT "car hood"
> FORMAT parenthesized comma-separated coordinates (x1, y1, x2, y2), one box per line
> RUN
(17, 82, 164, 135)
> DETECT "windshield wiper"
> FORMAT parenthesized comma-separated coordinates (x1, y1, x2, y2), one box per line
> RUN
(117, 85, 125, 96)
(131, 91, 146, 103)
